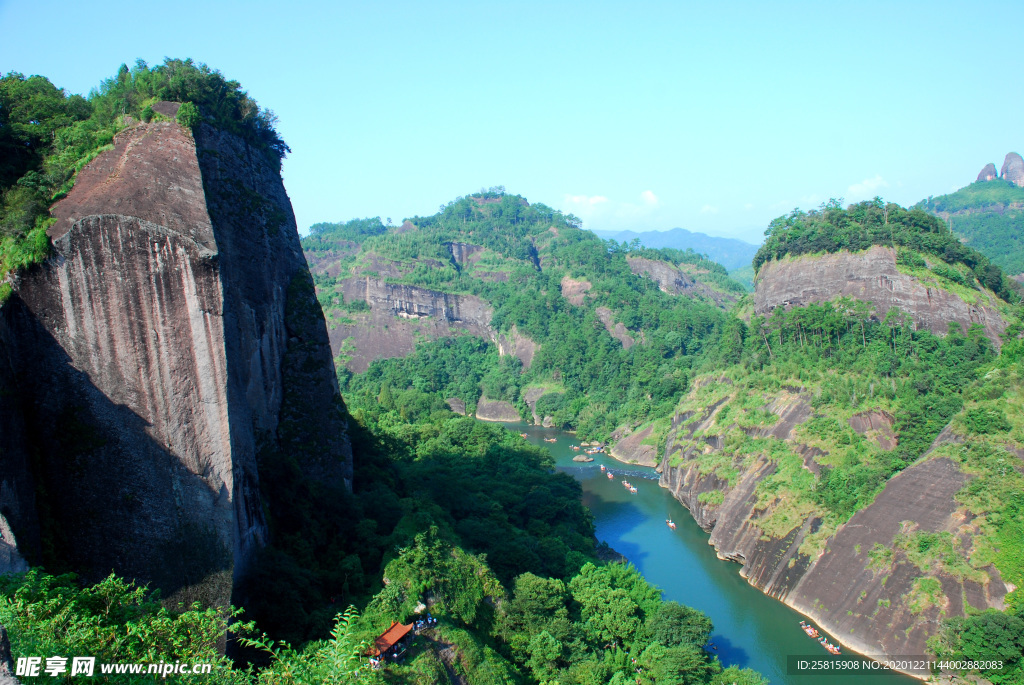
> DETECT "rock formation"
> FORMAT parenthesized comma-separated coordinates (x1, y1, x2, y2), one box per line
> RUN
(595, 307, 635, 349)
(1000, 152, 1024, 187)
(626, 256, 736, 307)
(560, 275, 592, 306)
(753, 245, 1005, 348)
(474, 396, 521, 422)
(327, 277, 494, 373)
(0, 108, 350, 605)
(609, 424, 658, 466)
(659, 390, 1010, 662)
(977, 162, 998, 182)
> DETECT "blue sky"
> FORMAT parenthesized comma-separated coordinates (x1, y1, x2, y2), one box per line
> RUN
(2, 0, 1020, 244)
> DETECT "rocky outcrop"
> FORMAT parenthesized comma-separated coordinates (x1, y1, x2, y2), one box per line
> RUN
(523, 387, 545, 424)
(609, 425, 657, 466)
(595, 307, 635, 349)
(0, 625, 18, 685)
(445, 398, 467, 415)
(560, 275, 591, 306)
(0, 514, 26, 576)
(446, 242, 484, 265)
(475, 396, 520, 422)
(754, 245, 1006, 348)
(659, 386, 1009, 665)
(848, 410, 897, 450)
(328, 277, 493, 373)
(626, 256, 736, 307)
(1001, 152, 1024, 187)
(977, 162, 998, 182)
(0, 110, 350, 604)
(493, 325, 537, 370)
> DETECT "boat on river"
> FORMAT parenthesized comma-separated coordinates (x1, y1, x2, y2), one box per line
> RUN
(667, 519, 676, 529)
(800, 622, 840, 654)
(607, 472, 614, 479)
(600, 465, 606, 471)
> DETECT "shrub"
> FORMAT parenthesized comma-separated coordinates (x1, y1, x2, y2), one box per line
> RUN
(176, 101, 200, 130)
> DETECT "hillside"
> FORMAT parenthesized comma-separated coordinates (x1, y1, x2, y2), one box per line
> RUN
(916, 178, 1024, 278)
(590, 227, 760, 272)
(0, 65, 770, 685)
(303, 191, 747, 444)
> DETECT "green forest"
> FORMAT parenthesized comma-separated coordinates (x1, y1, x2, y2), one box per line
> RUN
(0, 59, 287, 297)
(309, 191, 745, 443)
(4, 54, 1024, 684)
(753, 198, 1021, 303)
(916, 179, 1024, 277)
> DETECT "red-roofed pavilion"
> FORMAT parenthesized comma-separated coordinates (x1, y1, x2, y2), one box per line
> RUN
(371, 621, 413, 659)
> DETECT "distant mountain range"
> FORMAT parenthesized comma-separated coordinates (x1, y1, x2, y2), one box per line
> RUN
(916, 152, 1024, 279)
(589, 227, 760, 272)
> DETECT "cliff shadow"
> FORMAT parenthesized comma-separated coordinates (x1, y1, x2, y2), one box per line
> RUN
(5, 295, 233, 605)
(707, 634, 750, 669)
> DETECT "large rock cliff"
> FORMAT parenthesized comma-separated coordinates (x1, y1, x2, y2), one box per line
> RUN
(753, 245, 1006, 348)
(659, 385, 1010, 662)
(0, 110, 350, 605)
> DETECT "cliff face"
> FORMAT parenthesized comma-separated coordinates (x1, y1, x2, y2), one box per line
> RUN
(626, 256, 736, 307)
(754, 246, 1006, 348)
(0, 111, 350, 604)
(327, 276, 494, 373)
(659, 382, 1010, 662)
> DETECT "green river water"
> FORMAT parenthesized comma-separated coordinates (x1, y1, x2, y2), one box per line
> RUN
(507, 421, 919, 685)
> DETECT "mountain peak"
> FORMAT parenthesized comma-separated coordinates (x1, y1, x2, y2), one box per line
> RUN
(1000, 152, 1024, 187)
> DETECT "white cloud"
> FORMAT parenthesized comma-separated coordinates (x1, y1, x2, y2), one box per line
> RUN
(641, 190, 658, 205)
(566, 194, 608, 206)
(700, 204, 719, 214)
(847, 175, 888, 200)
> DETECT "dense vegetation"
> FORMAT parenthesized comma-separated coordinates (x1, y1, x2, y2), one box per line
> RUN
(307, 190, 745, 442)
(916, 179, 1024, 277)
(753, 198, 1020, 303)
(0, 59, 287, 294)
(0, 543, 766, 684)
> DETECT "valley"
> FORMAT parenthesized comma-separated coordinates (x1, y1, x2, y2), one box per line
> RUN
(0, 58, 1022, 685)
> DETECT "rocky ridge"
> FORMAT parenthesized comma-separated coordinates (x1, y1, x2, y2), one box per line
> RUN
(658, 382, 1010, 663)
(0, 108, 350, 604)
(753, 245, 1006, 348)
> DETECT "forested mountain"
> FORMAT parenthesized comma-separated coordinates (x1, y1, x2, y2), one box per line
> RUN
(305, 190, 747, 447)
(305, 191, 1024, 682)
(0, 65, 766, 685)
(916, 178, 1024, 279)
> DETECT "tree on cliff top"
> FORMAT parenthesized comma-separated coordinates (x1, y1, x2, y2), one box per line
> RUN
(753, 198, 1021, 303)
(0, 59, 290, 294)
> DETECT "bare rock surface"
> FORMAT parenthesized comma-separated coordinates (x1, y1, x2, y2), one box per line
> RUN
(560, 275, 591, 306)
(573, 455, 594, 462)
(446, 241, 484, 265)
(1001, 152, 1024, 187)
(610, 425, 658, 466)
(1, 107, 350, 604)
(977, 162, 998, 182)
(754, 245, 1005, 348)
(475, 396, 520, 422)
(0, 625, 18, 685)
(659, 384, 1009, 665)
(494, 325, 537, 369)
(523, 387, 546, 424)
(626, 256, 736, 307)
(595, 307, 635, 349)
(445, 398, 467, 415)
(848, 410, 897, 450)
(328, 277, 493, 373)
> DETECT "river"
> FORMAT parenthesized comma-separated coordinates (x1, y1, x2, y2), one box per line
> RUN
(506, 421, 918, 685)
